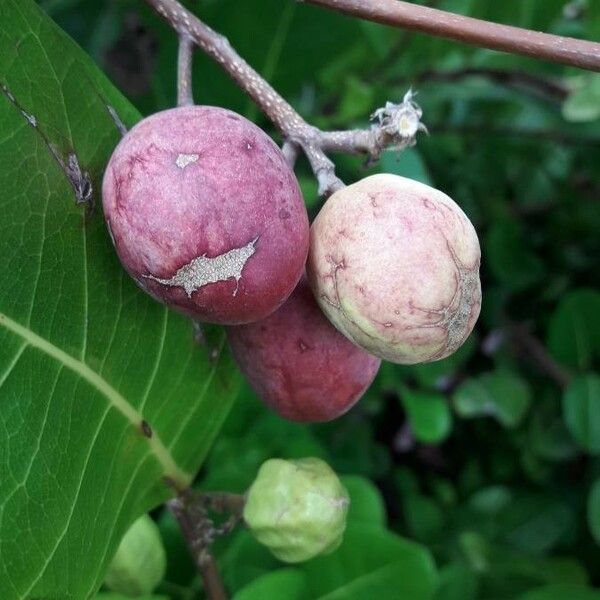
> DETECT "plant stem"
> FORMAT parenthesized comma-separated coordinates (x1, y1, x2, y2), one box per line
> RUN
(177, 35, 194, 106)
(168, 495, 230, 600)
(143, 0, 423, 196)
(304, 0, 600, 72)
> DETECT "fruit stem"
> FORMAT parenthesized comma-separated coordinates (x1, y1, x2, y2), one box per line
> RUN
(143, 0, 424, 197)
(168, 490, 240, 600)
(177, 34, 194, 106)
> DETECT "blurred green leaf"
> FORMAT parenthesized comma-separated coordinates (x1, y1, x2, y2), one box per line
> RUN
(434, 563, 479, 600)
(341, 475, 387, 528)
(453, 371, 532, 428)
(548, 290, 600, 371)
(519, 584, 600, 600)
(95, 595, 169, 600)
(485, 219, 545, 291)
(400, 388, 453, 443)
(562, 75, 600, 123)
(380, 148, 433, 185)
(337, 76, 375, 122)
(233, 568, 310, 600)
(410, 334, 476, 390)
(587, 479, 600, 545)
(221, 530, 279, 593)
(468, 486, 512, 515)
(404, 493, 446, 543)
(562, 374, 600, 453)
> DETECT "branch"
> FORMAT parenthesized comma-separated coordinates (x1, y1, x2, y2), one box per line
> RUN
(168, 490, 246, 600)
(304, 0, 600, 72)
(144, 0, 424, 196)
(177, 35, 194, 106)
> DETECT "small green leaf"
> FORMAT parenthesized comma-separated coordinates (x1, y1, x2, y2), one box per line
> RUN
(453, 371, 531, 428)
(233, 569, 310, 600)
(587, 479, 600, 546)
(401, 389, 452, 444)
(562, 74, 600, 123)
(547, 289, 600, 371)
(562, 374, 600, 453)
(380, 148, 433, 185)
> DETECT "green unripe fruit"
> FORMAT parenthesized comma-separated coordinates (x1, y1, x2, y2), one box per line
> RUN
(104, 514, 166, 597)
(243, 457, 350, 563)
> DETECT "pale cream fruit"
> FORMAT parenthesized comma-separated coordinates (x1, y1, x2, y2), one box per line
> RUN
(308, 174, 481, 364)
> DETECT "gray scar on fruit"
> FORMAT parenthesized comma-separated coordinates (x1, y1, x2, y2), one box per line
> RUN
(144, 236, 259, 297)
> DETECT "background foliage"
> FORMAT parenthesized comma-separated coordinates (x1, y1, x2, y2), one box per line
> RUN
(2, 0, 599, 597)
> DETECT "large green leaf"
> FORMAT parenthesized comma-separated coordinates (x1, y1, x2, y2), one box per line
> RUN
(0, 1, 240, 598)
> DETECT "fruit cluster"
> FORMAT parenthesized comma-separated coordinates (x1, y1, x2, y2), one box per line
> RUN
(103, 106, 481, 423)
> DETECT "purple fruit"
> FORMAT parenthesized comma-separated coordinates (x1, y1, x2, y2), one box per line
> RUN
(102, 106, 309, 324)
(227, 277, 381, 422)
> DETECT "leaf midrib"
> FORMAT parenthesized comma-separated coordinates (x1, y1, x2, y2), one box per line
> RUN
(0, 310, 191, 486)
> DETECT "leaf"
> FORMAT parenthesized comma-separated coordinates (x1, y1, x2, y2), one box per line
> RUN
(0, 1, 240, 598)
(380, 148, 433, 185)
(302, 524, 438, 600)
(562, 75, 600, 123)
(95, 595, 169, 600)
(562, 374, 600, 453)
(587, 479, 600, 545)
(519, 584, 600, 600)
(233, 568, 310, 600)
(485, 218, 545, 291)
(453, 371, 531, 428)
(403, 493, 445, 542)
(434, 563, 479, 600)
(547, 289, 600, 371)
(340, 475, 387, 529)
(400, 388, 453, 444)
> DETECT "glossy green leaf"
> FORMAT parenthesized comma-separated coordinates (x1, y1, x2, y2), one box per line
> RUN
(453, 371, 531, 428)
(547, 290, 600, 371)
(562, 374, 600, 453)
(401, 388, 453, 443)
(0, 1, 240, 598)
